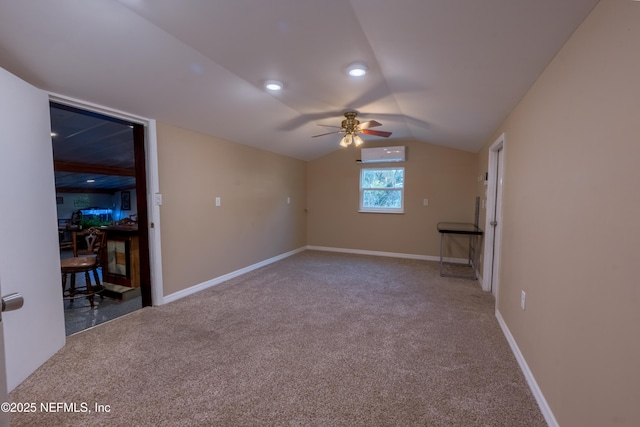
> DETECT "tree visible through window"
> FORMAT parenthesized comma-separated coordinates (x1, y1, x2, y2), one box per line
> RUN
(360, 167, 404, 213)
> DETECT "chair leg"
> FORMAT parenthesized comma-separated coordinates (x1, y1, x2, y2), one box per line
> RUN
(84, 271, 94, 309)
(92, 267, 104, 300)
(92, 267, 103, 288)
(61, 272, 67, 294)
(69, 273, 77, 302)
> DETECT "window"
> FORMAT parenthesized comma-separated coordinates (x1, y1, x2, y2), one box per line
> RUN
(359, 167, 404, 213)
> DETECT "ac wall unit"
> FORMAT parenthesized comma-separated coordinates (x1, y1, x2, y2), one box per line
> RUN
(361, 146, 406, 163)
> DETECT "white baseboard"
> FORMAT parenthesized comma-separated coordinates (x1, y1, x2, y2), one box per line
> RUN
(161, 246, 306, 305)
(306, 245, 467, 264)
(495, 310, 558, 427)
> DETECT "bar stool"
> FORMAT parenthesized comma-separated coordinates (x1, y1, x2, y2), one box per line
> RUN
(60, 227, 105, 308)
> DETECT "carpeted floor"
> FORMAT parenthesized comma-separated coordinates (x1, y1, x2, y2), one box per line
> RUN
(9, 251, 546, 426)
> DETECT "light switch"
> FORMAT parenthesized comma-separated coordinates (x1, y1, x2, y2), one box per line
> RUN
(287, 197, 291, 205)
(155, 193, 163, 206)
(215, 197, 221, 207)
(423, 199, 429, 206)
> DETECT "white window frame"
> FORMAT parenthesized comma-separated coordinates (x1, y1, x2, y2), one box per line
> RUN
(359, 167, 405, 214)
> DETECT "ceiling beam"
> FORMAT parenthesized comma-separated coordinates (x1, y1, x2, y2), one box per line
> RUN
(54, 161, 135, 177)
(55, 182, 137, 194)
(55, 187, 116, 194)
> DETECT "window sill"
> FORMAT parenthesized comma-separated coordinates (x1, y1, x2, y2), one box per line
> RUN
(358, 209, 404, 214)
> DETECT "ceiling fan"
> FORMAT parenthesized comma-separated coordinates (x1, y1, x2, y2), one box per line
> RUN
(312, 111, 392, 147)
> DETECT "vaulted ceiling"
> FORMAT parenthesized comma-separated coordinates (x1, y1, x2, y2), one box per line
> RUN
(0, 0, 598, 161)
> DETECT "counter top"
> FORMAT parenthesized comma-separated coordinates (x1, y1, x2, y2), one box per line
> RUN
(101, 225, 139, 233)
(437, 222, 483, 235)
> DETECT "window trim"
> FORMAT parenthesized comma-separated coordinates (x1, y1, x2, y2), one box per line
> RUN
(359, 166, 405, 214)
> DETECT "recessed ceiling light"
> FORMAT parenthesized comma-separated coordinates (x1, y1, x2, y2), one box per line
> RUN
(265, 80, 283, 91)
(347, 63, 368, 77)
(86, 179, 95, 183)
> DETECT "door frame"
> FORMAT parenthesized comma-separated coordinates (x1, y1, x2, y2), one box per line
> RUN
(482, 133, 505, 303)
(49, 93, 164, 306)
(0, 276, 9, 426)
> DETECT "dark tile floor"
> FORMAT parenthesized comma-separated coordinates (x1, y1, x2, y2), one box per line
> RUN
(61, 250, 142, 335)
(63, 292, 142, 336)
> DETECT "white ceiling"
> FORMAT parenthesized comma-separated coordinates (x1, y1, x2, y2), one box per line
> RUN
(0, 0, 598, 160)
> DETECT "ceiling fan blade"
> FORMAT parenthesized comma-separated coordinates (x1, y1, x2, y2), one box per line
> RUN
(317, 124, 343, 129)
(312, 130, 342, 138)
(361, 129, 392, 137)
(358, 120, 382, 130)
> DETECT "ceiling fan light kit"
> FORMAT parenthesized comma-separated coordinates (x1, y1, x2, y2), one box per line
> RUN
(339, 135, 351, 147)
(338, 133, 364, 147)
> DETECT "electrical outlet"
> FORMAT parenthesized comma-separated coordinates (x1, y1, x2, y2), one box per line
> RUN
(215, 197, 221, 207)
(287, 197, 291, 204)
(521, 291, 526, 310)
(423, 198, 429, 206)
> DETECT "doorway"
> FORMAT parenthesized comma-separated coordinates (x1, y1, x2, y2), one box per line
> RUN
(51, 102, 152, 335)
(482, 133, 505, 303)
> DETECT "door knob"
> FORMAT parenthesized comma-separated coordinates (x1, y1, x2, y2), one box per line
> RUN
(1, 293, 24, 312)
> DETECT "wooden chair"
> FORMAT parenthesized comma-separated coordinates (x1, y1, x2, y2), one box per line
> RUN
(60, 227, 106, 309)
(58, 210, 83, 250)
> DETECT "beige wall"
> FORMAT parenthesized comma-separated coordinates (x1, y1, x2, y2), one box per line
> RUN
(477, 0, 640, 425)
(307, 139, 477, 257)
(156, 122, 307, 296)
